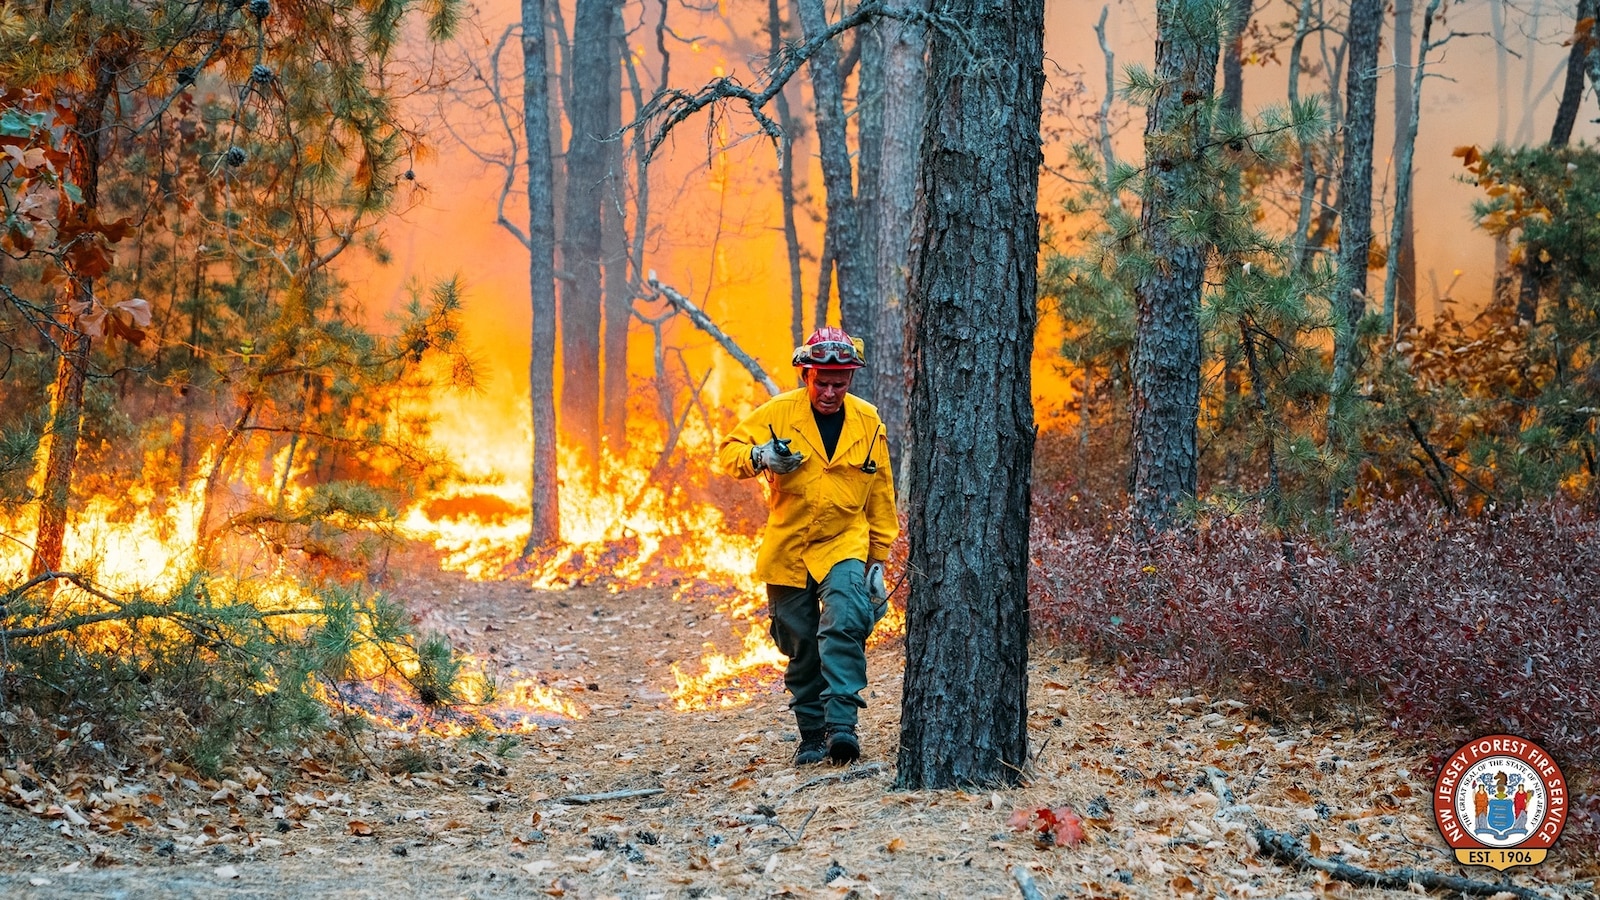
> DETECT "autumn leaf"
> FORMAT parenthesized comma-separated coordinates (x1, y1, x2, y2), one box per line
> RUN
(1047, 806, 1086, 847)
(347, 819, 375, 836)
(885, 837, 906, 853)
(1006, 808, 1035, 830)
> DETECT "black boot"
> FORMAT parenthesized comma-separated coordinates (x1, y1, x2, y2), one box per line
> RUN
(794, 728, 828, 766)
(825, 723, 859, 764)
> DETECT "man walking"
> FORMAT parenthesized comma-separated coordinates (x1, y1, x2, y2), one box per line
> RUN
(716, 327, 898, 764)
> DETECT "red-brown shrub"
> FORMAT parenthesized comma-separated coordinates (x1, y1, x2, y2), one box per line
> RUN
(1029, 495, 1600, 844)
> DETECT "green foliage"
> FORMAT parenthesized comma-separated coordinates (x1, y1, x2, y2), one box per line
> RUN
(1040, 84, 1337, 527)
(0, 570, 468, 776)
(1345, 144, 1600, 511)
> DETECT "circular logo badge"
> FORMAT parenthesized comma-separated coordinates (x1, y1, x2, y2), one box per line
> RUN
(1434, 734, 1567, 870)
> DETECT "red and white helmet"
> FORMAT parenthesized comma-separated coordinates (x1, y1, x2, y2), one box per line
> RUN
(792, 326, 865, 370)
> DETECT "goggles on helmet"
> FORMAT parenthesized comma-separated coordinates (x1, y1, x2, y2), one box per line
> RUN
(792, 339, 863, 368)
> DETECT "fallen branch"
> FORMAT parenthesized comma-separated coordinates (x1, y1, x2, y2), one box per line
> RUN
(1254, 827, 1552, 900)
(780, 762, 886, 801)
(644, 274, 780, 397)
(1011, 865, 1046, 900)
(555, 788, 666, 805)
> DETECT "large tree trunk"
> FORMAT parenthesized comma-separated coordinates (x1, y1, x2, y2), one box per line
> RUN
(30, 66, 116, 577)
(1129, 0, 1221, 537)
(767, 0, 806, 350)
(600, 2, 629, 455)
(864, 1, 926, 481)
(795, 0, 867, 339)
(1390, 0, 1417, 332)
(896, 0, 1042, 790)
(523, 0, 561, 553)
(854, 17, 884, 404)
(1551, 0, 1595, 146)
(558, 0, 618, 465)
(1329, 0, 1382, 407)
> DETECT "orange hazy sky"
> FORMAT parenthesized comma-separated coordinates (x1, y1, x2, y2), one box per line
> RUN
(341, 0, 1595, 464)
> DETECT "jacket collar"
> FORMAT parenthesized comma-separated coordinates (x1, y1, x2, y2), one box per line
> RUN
(790, 392, 870, 466)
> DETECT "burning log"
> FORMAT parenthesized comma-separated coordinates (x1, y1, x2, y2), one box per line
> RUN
(644, 274, 780, 397)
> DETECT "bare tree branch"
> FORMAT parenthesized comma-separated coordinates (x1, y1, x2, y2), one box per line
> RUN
(630, 1, 956, 162)
(642, 274, 779, 396)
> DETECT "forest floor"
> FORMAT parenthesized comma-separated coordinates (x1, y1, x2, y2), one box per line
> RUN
(0, 561, 1592, 899)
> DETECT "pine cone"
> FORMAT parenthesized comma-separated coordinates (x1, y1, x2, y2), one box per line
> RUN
(225, 147, 247, 168)
(251, 64, 274, 85)
(249, 0, 271, 18)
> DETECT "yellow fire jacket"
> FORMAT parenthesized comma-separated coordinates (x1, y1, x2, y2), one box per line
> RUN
(717, 389, 899, 587)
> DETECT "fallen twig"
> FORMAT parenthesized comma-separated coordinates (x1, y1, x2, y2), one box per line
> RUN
(1011, 864, 1046, 900)
(777, 806, 817, 846)
(781, 762, 886, 801)
(555, 788, 665, 805)
(1254, 827, 1552, 900)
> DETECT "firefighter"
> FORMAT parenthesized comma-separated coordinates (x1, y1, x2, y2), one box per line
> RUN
(716, 327, 898, 765)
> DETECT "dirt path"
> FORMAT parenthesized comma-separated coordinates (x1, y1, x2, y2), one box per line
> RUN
(1, 568, 1590, 899)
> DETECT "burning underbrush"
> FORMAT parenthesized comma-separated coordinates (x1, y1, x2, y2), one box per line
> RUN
(1, 387, 907, 788)
(397, 434, 909, 713)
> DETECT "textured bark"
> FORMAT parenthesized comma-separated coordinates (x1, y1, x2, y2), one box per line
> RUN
(1383, 0, 1437, 338)
(1219, 0, 1252, 418)
(558, 0, 618, 463)
(854, 18, 884, 405)
(767, 0, 806, 349)
(1220, 0, 1252, 116)
(30, 64, 117, 577)
(1129, 0, 1220, 537)
(896, 0, 1042, 790)
(1391, 0, 1417, 331)
(866, 4, 926, 477)
(796, 0, 867, 337)
(1550, 0, 1596, 148)
(601, 3, 629, 452)
(523, 0, 561, 552)
(1329, 0, 1381, 401)
(1288, 0, 1318, 269)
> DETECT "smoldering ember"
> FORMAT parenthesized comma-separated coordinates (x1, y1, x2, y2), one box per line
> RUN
(1, 0, 1597, 897)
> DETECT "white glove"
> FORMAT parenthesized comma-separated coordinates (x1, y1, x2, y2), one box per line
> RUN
(752, 440, 804, 474)
(867, 562, 888, 601)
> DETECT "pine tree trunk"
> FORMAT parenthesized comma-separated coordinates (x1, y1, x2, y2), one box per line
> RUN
(30, 330, 89, 576)
(767, 0, 806, 350)
(1550, 0, 1595, 148)
(523, 0, 561, 552)
(601, 1, 629, 453)
(558, 0, 617, 465)
(867, 2, 926, 480)
(854, 18, 884, 405)
(29, 66, 116, 577)
(796, 0, 866, 336)
(896, 0, 1042, 790)
(1391, 0, 1417, 331)
(1129, 0, 1221, 536)
(1329, 0, 1381, 403)
(1218, 0, 1252, 443)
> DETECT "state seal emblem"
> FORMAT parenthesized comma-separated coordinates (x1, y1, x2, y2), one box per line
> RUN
(1433, 734, 1567, 870)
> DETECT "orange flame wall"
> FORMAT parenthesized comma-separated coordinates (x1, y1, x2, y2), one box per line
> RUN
(347, 0, 1596, 496)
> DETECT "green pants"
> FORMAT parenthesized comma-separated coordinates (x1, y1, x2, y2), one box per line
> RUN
(766, 559, 886, 729)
